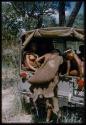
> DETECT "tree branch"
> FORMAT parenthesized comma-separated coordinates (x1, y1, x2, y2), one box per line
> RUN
(59, 1, 66, 26)
(11, 2, 22, 15)
(66, 1, 83, 27)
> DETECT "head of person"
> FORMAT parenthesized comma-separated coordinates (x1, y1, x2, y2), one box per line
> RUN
(29, 53, 37, 61)
(64, 48, 74, 60)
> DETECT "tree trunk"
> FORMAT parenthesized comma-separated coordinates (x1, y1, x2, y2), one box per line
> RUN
(59, 1, 66, 50)
(59, 1, 66, 26)
(66, 1, 83, 27)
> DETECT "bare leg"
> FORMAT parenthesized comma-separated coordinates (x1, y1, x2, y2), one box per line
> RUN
(46, 99, 53, 122)
(52, 97, 59, 114)
(46, 108, 52, 122)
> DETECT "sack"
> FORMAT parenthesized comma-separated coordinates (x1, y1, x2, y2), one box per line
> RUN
(28, 55, 63, 84)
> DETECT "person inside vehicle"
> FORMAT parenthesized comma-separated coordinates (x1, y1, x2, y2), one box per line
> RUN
(64, 48, 85, 91)
(64, 48, 82, 78)
(23, 52, 39, 71)
(22, 42, 41, 72)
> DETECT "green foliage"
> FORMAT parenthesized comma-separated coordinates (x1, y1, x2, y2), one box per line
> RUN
(2, 2, 19, 48)
(2, 52, 19, 68)
(2, 2, 84, 48)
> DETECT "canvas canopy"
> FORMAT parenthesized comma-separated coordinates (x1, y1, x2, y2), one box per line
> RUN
(21, 27, 84, 50)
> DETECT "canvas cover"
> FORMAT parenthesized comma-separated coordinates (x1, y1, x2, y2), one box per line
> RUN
(21, 27, 84, 50)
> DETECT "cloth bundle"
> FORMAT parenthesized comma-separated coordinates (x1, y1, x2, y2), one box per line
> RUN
(28, 54, 63, 84)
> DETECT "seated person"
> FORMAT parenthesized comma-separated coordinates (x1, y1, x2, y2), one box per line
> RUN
(64, 48, 82, 78)
(22, 52, 40, 72)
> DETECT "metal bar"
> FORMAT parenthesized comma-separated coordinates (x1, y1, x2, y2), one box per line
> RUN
(59, 75, 80, 79)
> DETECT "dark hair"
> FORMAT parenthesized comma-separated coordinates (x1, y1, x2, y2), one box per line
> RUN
(64, 48, 72, 54)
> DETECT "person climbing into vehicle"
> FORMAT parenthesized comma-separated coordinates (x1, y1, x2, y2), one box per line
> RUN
(64, 48, 84, 91)
(34, 49, 63, 122)
(64, 48, 82, 77)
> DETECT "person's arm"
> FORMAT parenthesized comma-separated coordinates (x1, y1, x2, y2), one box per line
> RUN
(26, 55, 36, 71)
(66, 60, 71, 75)
(36, 55, 45, 62)
(73, 53, 82, 78)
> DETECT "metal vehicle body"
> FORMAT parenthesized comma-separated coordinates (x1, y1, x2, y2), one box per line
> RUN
(19, 27, 84, 122)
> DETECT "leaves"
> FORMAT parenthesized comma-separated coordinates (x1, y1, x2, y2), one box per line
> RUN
(2, 2, 84, 48)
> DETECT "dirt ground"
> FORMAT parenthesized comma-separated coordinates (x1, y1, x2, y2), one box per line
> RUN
(2, 86, 33, 123)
